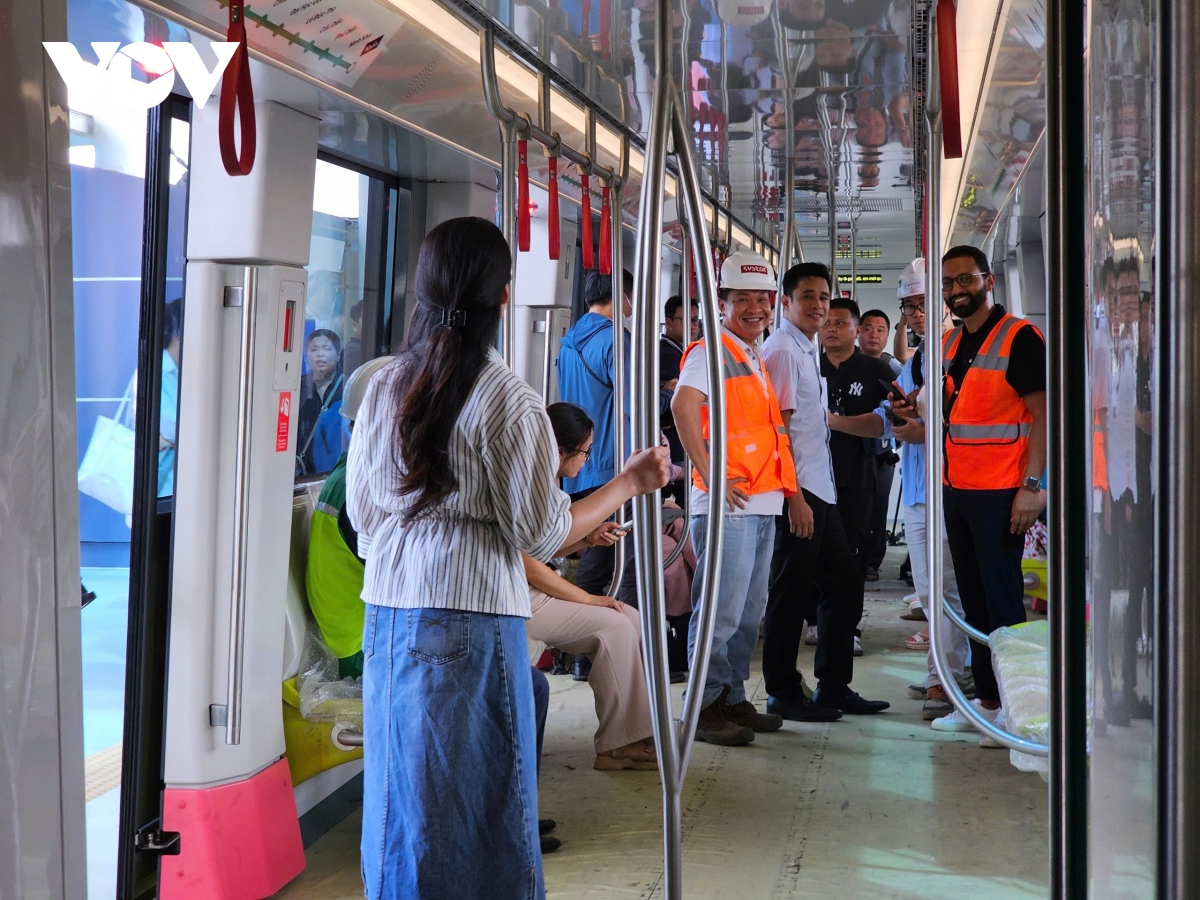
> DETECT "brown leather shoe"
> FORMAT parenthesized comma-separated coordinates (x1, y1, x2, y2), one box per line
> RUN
(694, 688, 755, 746)
(726, 699, 783, 733)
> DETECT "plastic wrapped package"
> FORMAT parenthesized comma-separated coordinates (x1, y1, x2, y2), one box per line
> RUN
(990, 620, 1049, 778)
(296, 628, 363, 730)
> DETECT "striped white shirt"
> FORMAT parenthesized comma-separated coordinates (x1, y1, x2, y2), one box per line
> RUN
(347, 349, 572, 617)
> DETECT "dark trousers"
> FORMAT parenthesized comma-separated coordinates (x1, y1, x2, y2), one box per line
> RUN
(763, 490, 864, 699)
(531, 666, 549, 779)
(943, 486, 1027, 703)
(867, 460, 896, 569)
(836, 486, 875, 573)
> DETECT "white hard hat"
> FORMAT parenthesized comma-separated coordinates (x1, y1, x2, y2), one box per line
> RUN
(716, 0, 773, 26)
(720, 250, 778, 291)
(897, 257, 926, 299)
(341, 356, 393, 422)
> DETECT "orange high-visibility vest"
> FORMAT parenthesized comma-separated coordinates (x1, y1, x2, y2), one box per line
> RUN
(941, 313, 1039, 489)
(681, 332, 797, 498)
(1092, 409, 1108, 493)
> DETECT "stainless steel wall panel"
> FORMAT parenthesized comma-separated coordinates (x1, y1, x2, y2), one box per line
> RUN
(0, 0, 87, 897)
(1086, 1, 1158, 895)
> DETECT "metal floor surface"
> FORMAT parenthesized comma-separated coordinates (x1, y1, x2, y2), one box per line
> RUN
(273, 552, 1050, 899)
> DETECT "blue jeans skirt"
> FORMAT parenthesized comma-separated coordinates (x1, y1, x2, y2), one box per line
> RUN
(360, 605, 544, 900)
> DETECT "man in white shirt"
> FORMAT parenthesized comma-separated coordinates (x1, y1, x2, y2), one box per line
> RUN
(761, 262, 890, 718)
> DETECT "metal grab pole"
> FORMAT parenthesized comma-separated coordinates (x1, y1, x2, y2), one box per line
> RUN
(606, 173, 628, 597)
(219, 265, 258, 745)
(1045, 0, 1090, 892)
(501, 122, 519, 367)
(630, 2, 725, 893)
(923, 27, 1048, 758)
(670, 94, 726, 777)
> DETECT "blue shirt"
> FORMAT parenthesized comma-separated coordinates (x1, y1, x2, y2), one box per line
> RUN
(895, 352, 926, 508)
(556, 311, 630, 494)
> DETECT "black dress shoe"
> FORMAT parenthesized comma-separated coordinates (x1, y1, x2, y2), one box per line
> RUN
(539, 819, 556, 835)
(811, 687, 890, 714)
(540, 835, 562, 854)
(766, 694, 843, 722)
(572, 656, 591, 682)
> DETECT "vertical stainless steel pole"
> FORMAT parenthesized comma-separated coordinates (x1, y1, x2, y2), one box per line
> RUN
(607, 177, 628, 597)
(630, 4, 726, 896)
(630, 17, 682, 879)
(1159, 0, 1200, 894)
(222, 265, 258, 746)
(541, 309, 554, 404)
(502, 120, 519, 367)
(1045, 0, 1090, 894)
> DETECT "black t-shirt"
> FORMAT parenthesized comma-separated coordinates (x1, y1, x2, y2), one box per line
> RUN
(659, 336, 685, 384)
(945, 305, 1047, 405)
(821, 348, 895, 489)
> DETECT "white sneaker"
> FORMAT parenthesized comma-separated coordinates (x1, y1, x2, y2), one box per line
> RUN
(931, 699, 998, 733)
(853, 636, 863, 657)
(804, 625, 818, 645)
(979, 708, 1007, 748)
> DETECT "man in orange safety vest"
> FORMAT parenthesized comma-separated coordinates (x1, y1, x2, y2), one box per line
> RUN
(672, 250, 797, 747)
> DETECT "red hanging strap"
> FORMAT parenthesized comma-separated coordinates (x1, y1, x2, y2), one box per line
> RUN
(547, 155, 560, 261)
(219, 0, 256, 176)
(599, 0, 611, 59)
(598, 186, 612, 275)
(517, 138, 531, 252)
(580, 173, 594, 270)
(936, 0, 963, 159)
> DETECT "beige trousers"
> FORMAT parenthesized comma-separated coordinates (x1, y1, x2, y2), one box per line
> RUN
(526, 590, 655, 753)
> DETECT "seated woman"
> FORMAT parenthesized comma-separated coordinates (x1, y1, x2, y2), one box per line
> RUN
(524, 403, 657, 771)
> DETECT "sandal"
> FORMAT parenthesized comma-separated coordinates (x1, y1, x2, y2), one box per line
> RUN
(904, 629, 930, 651)
(900, 595, 927, 622)
(594, 741, 658, 771)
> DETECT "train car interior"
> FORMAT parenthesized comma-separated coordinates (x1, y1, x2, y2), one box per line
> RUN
(2, 0, 1185, 897)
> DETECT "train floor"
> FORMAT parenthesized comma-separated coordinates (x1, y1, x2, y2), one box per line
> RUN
(274, 547, 1050, 900)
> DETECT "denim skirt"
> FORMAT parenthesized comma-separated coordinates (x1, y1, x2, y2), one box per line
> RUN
(360, 605, 544, 900)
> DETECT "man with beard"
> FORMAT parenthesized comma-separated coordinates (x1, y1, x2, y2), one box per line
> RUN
(894, 245, 1046, 747)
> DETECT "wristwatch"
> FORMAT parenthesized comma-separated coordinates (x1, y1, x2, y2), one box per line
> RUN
(1022, 475, 1041, 492)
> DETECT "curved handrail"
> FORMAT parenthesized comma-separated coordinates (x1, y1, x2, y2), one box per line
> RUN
(942, 593, 990, 644)
(662, 459, 691, 571)
(923, 24, 1047, 758)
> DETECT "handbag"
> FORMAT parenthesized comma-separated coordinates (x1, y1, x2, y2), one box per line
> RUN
(78, 374, 136, 515)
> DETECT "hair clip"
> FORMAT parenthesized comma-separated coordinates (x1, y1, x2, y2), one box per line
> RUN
(439, 309, 468, 328)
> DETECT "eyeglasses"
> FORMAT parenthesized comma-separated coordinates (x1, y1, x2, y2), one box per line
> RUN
(570, 445, 592, 461)
(941, 272, 987, 291)
(900, 302, 926, 315)
(671, 315, 701, 325)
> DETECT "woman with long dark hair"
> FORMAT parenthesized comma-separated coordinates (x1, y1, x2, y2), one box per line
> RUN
(347, 217, 669, 899)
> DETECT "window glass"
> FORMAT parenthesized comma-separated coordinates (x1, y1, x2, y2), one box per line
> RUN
(298, 158, 392, 480)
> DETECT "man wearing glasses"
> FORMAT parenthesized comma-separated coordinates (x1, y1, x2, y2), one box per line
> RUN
(892, 245, 1047, 746)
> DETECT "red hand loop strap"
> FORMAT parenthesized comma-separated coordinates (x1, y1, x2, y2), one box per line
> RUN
(598, 186, 612, 275)
(517, 138, 531, 252)
(219, 0, 256, 176)
(548, 156, 560, 261)
(580, 174, 594, 270)
(936, 0, 963, 159)
(599, 0, 611, 59)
